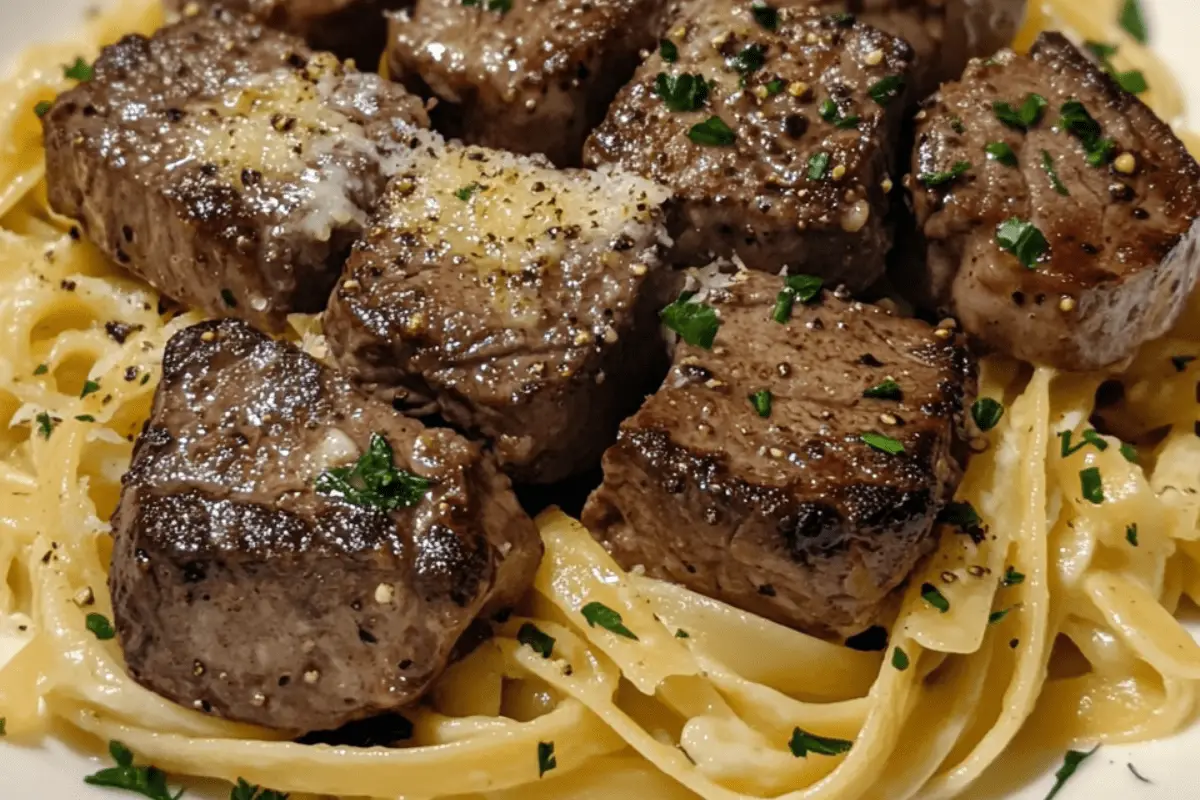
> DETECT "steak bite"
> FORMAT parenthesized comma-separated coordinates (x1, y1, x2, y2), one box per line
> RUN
(43, 6, 429, 333)
(906, 33, 1200, 371)
(165, 0, 409, 63)
(109, 318, 539, 733)
(581, 268, 975, 636)
(324, 142, 675, 484)
(385, 0, 663, 167)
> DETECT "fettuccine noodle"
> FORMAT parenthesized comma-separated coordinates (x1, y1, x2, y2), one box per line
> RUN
(1, 1, 1198, 798)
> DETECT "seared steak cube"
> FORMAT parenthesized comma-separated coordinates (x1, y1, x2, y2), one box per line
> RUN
(165, 0, 409, 63)
(109, 318, 539, 733)
(43, 6, 429, 333)
(906, 33, 1200, 370)
(582, 268, 975, 636)
(385, 0, 663, 166)
(324, 142, 675, 484)
(584, 4, 914, 289)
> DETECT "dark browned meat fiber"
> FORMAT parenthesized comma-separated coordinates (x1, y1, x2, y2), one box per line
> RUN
(165, 0, 409, 63)
(324, 142, 676, 484)
(109, 318, 540, 733)
(585, 4, 914, 290)
(43, 6, 429, 333)
(582, 268, 975, 636)
(906, 33, 1200, 370)
(386, 0, 663, 166)
(824, 1, 1027, 99)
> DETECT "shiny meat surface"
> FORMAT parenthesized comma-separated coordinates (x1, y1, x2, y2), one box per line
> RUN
(584, 4, 914, 289)
(324, 140, 676, 484)
(906, 33, 1200, 370)
(109, 319, 540, 733)
(165, 0, 409, 62)
(582, 269, 975, 636)
(386, 0, 663, 166)
(43, 6, 429, 332)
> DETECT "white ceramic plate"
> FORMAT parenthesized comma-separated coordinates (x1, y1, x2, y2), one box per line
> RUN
(2, 1, 1200, 798)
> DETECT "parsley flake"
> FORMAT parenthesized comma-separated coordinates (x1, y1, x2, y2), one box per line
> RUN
(868, 75, 904, 105)
(807, 151, 830, 180)
(765, 78, 786, 96)
(949, 115, 966, 133)
(81, 379, 101, 399)
(1003, 566, 1025, 587)
(34, 100, 52, 118)
(1060, 100, 1115, 166)
(0, 718, 6, 736)
(1120, 442, 1139, 463)
(993, 93, 1047, 129)
(314, 433, 432, 511)
(789, 727, 853, 758)
(75, 414, 96, 422)
(772, 275, 822, 322)
(971, 397, 1004, 431)
(654, 72, 709, 112)
(996, 217, 1048, 269)
(1080, 467, 1104, 504)
(661, 292, 719, 348)
(921, 582, 950, 613)
(1045, 747, 1098, 799)
(581, 601, 637, 640)
(35, 411, 56, 439)
(517, 622, 555, 658)
(1041, 150, 1069, 196)
(818, 99, 860, 129)
(731, 44, 766, 78)
(33, 363, 48, 375)
(537, 741, 556, 777)
(985, 141, 1018, 166)
(487, 0, 512, 12)
(863, 379, 901, 400)
(891, 646, 909, 671)
(688, 115, 736, 146)
(1171, 354, 1196, 372)
(64, 57, 93, 81)
(86, 613, 115, 640)
(660, 39, 679, 63)
(862, 431, 904, 455)
(1059, 429, 1108, 457)
(749, 389, 772, 418)
(231, 778, 288, 800)
(1119, 0, 1147, 43)
(84, 741, 183, 800)
(454, 182, 482, 201)
(919, 161, 971, 187)
(989, 607, 1013, 625)
(1126, 523, 1138, 546)
(751, 1, 778, 31)
(938, 501, 984, 541)
(675, 628, 690, 638)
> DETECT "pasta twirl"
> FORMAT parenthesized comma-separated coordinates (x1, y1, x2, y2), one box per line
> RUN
(2, 2, 1200, 799)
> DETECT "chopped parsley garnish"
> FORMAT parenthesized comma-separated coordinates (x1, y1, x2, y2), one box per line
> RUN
(1060, 100, 1115, 166)
(661, 292, 719, 348)
(971, 397, 1004, 431)
(221, 289, 238, 308)
(996, 217, 1048, 269)
(537, 741, 557, 777)
(867, 75, 904, 105)
(988, 607, 1013, 625)
(818, 99, 860, 129)
(581, 601, 637, 640)
(829, 11, 854, 25)
(84, 741, 183, 800)
(675, 628, 690, 638)
(1045, 746, 1098, 799)
(891, 647, 909, 671)
(486, 0, 512, 12)
(660, 39, 679, 63)
(140, 373, 151, 385)
(938, 501, 983, 540)
(64, 57, 93, 82)
(314, 432, 432, 511)
(1120, 442, 1139, 463)
(751, 1, 778, 31)
(654, 72, 709, 112)
(75, 414, 96, 422)
(0, 718, 6, 735)
(688, 115, 736, 146)
(34, 100, 52, 118)
(921, 582, 950, 613)
(950, 116, 966, 134)
(231, 778, 288, 800)
(1041, 151, 1069, 196)
(80, 379, 101, 399)
(765, 78, 786, 96)
(862, 431, 904, 455)
(919, 160, 971, 187)
(772, 274, 822, 323)
(1119, 0, 1147, 43)
(1117, 70, 1149, 93)
(806, 151, 830, 180)
(749, 389, 772, 418)
(1126, 523, 1138, 546)
(985, 141, 1018, 166)
(731, 44, 766, 78)
(454, 182, 483, 201)
(863, 379, 901, 400)
(86, 613, 115, 640)
(993, 93, 1047, 129)
(1085, 41, 1148, 94)
(1172, 354, 1196, 372)
(1059, 429, 1108, 457)
(36, 411, 56, 439)
(517, 622, 555, 658)
(1080, 467, 1104, 505)
(773, 292, 794, 323)
(33, 363, 48, 375)
(788, 727, 853, 758)
(1003, 566, 1026, 587)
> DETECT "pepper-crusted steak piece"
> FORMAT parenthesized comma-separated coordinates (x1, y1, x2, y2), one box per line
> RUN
(582, 269, 975, 636)
(906, 33, 1200, 370)
(43, 6, 429, 332)
(109, 318, 540, 733)
(165, 0, 409, 63)
(584, 4, 914, 289)
(385, 0, 663, 167)
(323, 141, 675, 484)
